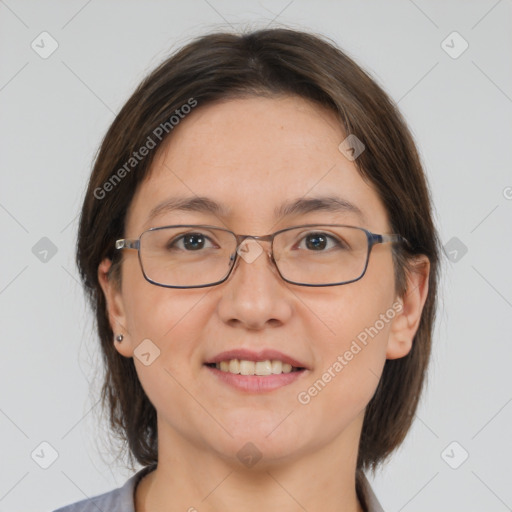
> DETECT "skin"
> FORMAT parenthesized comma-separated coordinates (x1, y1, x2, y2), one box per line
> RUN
(98, 95, 430, 512)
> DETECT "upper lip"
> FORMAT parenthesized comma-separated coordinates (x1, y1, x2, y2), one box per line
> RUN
(205, 349, 309, 370)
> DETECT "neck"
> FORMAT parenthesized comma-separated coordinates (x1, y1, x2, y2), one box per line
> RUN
(136, 413, 365, 512)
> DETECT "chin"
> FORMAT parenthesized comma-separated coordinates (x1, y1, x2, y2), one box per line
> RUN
(207, 417, 309, 463)
(211, 435, 307, 470)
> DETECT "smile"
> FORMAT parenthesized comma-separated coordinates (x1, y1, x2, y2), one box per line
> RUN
(203, 348, 309, 392)
(206, 359, 303, 375)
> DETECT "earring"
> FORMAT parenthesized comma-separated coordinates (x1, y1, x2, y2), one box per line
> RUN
(115, 334, 124, 342)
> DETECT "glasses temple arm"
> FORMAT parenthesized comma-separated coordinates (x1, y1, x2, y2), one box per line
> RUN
(115, 239, 140, 250)
(376, 233, 411, 248)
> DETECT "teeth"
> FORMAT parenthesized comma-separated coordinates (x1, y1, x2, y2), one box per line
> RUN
(228, 359, 239, 373)
(240, 360, 254, 376)
(255, 360, 272, 376)
(271, 360, 281, 374)
(213, 359, 296, 375)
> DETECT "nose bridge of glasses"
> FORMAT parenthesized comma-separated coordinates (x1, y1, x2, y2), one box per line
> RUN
(235, 233, 273, 242)
(235, 233, 273, 251)
(232, 234, 276, 268)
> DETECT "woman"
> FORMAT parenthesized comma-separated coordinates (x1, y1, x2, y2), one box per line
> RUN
(55, 27, 439, 512)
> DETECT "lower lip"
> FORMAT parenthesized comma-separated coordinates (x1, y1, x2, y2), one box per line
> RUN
(205, 365, 307, 392)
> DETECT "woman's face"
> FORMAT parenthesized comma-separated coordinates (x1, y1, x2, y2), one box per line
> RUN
(100, 95, 422, 466)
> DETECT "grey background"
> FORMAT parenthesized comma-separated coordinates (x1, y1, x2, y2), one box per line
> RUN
(1, 1, 511, 511)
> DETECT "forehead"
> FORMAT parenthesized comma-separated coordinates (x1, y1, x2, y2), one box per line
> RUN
(125, 95, 389, 234)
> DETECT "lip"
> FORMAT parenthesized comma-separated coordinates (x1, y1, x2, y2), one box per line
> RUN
(205, 365, 307, 392)
(204, 348, 309, 370)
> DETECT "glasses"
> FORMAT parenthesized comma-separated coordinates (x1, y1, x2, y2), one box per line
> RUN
(115, 224, 409, 288)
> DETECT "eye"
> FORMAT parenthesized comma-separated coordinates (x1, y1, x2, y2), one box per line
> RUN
(168, 232, 217, 251)
(296, 232, 348, 251)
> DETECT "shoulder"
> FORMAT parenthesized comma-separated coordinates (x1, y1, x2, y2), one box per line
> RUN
(52, 464, 157, 512)
(52, 486, 123, 512)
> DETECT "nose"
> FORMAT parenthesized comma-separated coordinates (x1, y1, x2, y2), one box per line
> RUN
(216, 238, 293, 330)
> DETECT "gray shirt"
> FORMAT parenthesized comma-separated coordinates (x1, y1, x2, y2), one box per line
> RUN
(53, 464, 385, 512)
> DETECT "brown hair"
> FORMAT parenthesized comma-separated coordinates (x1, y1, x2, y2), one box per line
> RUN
(76, 27, 440, 492)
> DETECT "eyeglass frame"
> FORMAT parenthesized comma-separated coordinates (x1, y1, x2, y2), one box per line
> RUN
(114, 223, 410, 289)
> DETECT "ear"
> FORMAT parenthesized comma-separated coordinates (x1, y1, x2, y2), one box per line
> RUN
(386, 255, 430, 359)
(98, 258, 133, 358)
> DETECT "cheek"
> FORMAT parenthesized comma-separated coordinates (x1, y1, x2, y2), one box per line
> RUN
(121, 256, 202, 340)
(121, 279, 212, 430)
(120, 260, 214, 398)
(295, 306, 393, 440)
(317, 251, 396, 344)
(301, 253, 397, 407)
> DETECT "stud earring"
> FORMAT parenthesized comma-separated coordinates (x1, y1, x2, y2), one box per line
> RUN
(115, 334, 124, 342)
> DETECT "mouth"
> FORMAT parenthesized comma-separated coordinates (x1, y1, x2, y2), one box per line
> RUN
(204, 359, 305, 375)
(203, 349, 309, 392)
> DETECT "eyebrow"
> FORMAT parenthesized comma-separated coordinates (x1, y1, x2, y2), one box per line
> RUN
(145, 195, 366, 225)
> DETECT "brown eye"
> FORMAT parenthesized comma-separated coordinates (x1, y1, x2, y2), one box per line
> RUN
(297, 232, 347, 251)
(168, 233, 214, 251)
